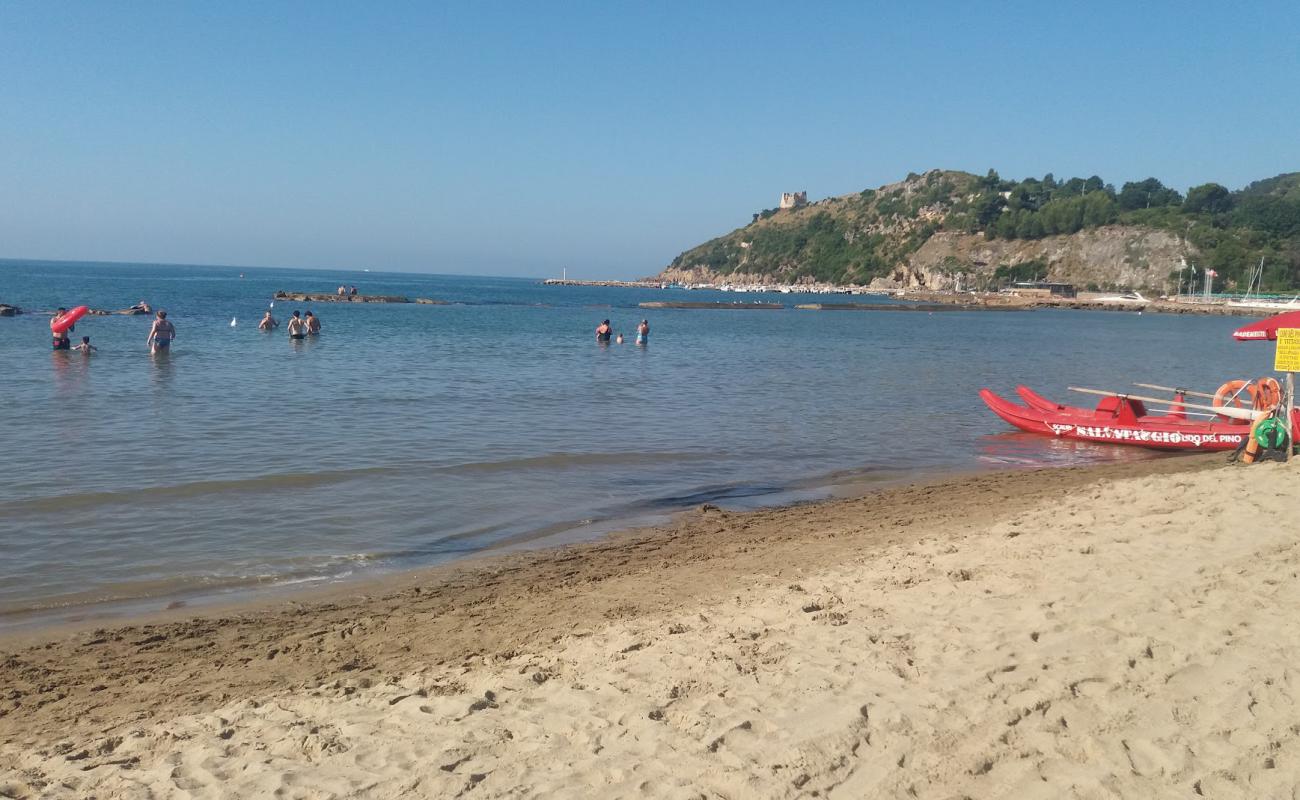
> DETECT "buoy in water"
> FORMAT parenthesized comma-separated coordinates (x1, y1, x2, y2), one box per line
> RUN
(230, 318, 238, 327)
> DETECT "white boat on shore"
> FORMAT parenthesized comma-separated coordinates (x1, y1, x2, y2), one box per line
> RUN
(1225, 257, 1300, 309)
(1093, 291, 1149, 303)
(1226, 295, 1300, 311)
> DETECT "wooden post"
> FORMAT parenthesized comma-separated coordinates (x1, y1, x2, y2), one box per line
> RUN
(1274, 329, 1300, 463)
(1289, 372, 1296, 463)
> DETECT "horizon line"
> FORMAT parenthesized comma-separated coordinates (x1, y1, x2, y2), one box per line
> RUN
(0, 255, 555, 282)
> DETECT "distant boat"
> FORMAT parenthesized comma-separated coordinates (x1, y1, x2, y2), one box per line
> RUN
(1093, 291, 1148, 303)
(1223, 257, 1300, 308)
(1227, 294, 1300, 310)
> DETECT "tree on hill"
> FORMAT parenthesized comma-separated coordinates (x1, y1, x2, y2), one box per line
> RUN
(1183, 183, 1233, 215)
(1118, 178, 1183, 210)
(1237, 172, 1300, 201)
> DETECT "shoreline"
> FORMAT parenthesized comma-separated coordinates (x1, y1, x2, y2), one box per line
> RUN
(0, 455, 1222, 750)
(0, 449, 1167, 637)
(0, 459, 990, 636)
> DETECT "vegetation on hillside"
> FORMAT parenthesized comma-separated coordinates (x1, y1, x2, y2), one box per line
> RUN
(667, 170, 1300, 290)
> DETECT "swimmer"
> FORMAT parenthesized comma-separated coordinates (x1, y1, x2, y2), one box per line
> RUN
(51, 307, 73, 350)
(146, 310, 176, 354)
(636, 318, 649, 346)
(615, 333, 624, 344)
(305, 310, 321, 334)
(286, 310, 307, 339)
(595, 319, 612, 343)
(259, 310, 279, 331)
(72, 336, 97, 354)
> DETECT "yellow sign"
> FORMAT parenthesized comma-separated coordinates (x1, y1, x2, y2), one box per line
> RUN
(1276, 328, 1300, 372)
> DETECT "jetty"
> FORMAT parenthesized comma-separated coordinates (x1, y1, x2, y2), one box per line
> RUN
(795, 302, 994, 312)
(273, 291, 446, 305)
(638, 301, 784, 310)
(892, 290, 1279, 317)
(544, 279, 668, 289)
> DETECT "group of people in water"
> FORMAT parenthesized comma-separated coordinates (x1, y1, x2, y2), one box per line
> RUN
(596, 318, 649, 346)
(50, 307, 177, 354)
(259, 309, 321, 338)
(50, 304, 323, 355)
(53, 304, 647, 355)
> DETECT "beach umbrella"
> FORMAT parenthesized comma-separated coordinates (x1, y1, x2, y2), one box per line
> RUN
(1233, 309, 1300, 341)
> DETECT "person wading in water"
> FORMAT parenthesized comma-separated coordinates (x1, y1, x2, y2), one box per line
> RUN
(286, 310, 307, 340)
(146, 310, 176, 354)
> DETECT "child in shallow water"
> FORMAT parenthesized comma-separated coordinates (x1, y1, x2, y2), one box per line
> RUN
(72, 336, 97, 354)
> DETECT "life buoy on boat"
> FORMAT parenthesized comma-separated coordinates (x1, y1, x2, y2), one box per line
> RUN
(1213, 378, 1282, 423)
(1253, 377, 1282, 410)
(1213, 380, 1252, 423)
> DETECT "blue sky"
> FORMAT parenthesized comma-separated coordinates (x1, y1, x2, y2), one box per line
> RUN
(2, 1, 1297, 278)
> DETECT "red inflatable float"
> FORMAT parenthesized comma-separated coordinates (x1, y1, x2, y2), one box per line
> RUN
(50, 305, 89, 334)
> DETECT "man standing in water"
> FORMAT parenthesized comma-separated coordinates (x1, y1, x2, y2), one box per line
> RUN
(304, 310, 321, 334)
(636, 318, 650, 346)
(51, 307, 73, 350)
(259, 310, 279, 331)
(286, 310, 307, 339)
(146, 310, 176, 354)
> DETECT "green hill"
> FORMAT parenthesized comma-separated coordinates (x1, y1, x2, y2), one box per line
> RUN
(660, 169, 1300, 291)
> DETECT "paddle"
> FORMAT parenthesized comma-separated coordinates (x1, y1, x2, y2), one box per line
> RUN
(1067, 387, 1266, 422)
(1133, 382, 1218, 401)
(1115, 403, 1219, 419)
(1137, 380, 1263, 409)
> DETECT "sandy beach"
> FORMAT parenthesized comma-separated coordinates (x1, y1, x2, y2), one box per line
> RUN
(3, 454, 1298, 798)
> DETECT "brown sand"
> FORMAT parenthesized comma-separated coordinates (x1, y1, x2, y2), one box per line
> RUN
(4, 454, 1296, 798)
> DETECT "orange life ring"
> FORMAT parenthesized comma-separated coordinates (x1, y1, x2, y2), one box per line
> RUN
(1253, 377, 1282, 410)
(1214, 380, 1252, 423)
(1213, 378, 1282, 423)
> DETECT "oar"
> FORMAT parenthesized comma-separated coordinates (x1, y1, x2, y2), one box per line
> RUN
(1123, 402, 1219, 418)
(1068, 387, 1266, 422)
(1133, 382, 1217, 401)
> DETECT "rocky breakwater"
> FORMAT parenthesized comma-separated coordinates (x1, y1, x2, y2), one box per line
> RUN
(793, 302, 1022, 312)
(638, 301, 784, 309)
(0, 305, 149, 317)
(897, 290, 1273, 317)
(273, 291, 447, 305)
(544, 279, 667, 288)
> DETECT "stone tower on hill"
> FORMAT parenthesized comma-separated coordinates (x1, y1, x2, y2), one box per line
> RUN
(780, 191, 808, 209)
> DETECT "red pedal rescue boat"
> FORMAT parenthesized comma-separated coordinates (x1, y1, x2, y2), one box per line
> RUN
(979, 386, 1279, 451)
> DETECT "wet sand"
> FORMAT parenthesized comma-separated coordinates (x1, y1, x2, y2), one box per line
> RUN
(4, 453, 1298, 798)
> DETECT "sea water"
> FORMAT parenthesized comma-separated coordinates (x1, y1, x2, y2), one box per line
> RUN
(0, 260, 1275, 624)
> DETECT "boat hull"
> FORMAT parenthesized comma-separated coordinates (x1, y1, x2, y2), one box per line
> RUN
(980, 388, 1249, 451)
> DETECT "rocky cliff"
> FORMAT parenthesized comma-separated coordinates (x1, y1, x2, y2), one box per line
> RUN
(889, 226, 1191, 292)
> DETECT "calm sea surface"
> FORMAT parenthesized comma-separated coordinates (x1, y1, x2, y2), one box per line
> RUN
(0, 260, 1275, 625)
